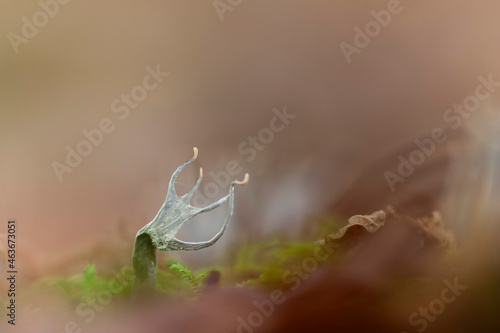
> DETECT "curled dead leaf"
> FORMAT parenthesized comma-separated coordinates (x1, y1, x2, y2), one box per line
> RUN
(318, 206, 456, 252)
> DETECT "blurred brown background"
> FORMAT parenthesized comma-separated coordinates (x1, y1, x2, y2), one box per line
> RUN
(1, 0, 500, 278)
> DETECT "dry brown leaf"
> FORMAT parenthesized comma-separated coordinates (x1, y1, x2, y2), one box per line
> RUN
(318, 206, 456, 253)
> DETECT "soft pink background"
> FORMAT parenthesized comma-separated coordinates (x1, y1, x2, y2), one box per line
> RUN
(1, 0, 499, 276)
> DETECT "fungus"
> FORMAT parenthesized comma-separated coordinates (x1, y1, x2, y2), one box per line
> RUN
(132, 148, 249, 299)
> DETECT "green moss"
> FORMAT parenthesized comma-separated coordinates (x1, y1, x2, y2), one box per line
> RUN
(34, 265, 134, 303)
(32, 219, 338, 303)
(169, 262, 206, 291)
(230, 239, 325, 289)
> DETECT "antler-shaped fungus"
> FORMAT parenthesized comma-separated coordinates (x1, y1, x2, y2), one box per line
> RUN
(132, 148, 249, 298)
